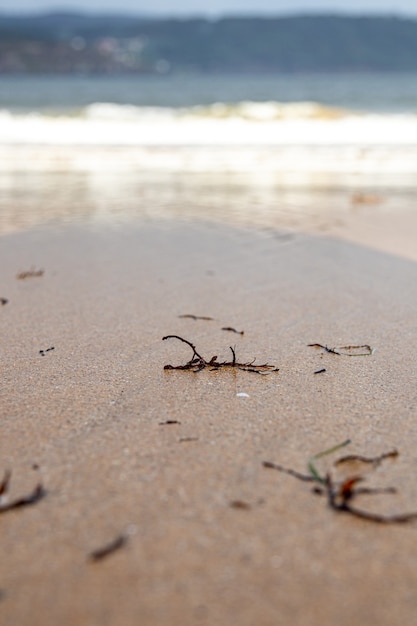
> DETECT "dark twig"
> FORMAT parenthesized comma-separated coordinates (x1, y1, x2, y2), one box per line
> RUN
(222, 327, 244, 335)
(353, 487, 397, 496)
(0, 470, 11, 496)
(178, 314, 214, 321)
(335, 449, 398, 469)
(0, 485, 46, 513)
(163, 335, 279, 374)
(230, 345, 236, 367)
(88, 534, 128, 562)
(39, 347, 55, 356)
(308, 343, 340, 355)
(230, 500, 252, 510)
(239, 367, 277, 375)
(0, 469, 46, 513)
(262, 461, 314, 482)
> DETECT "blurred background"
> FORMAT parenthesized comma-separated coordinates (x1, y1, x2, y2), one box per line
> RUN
(1, 0, 417, 235)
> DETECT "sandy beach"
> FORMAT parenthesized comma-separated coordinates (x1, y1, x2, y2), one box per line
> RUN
(1, 208, 417, 625)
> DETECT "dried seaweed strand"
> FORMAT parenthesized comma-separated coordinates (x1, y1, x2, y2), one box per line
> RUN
(0, 485, 46, 513)
(326, 474, 417, 524)
(308, 343, 340, 355)
(0, 470, 11, 496)
(337, 344, 373, 356)
(335, 449, 398, 468)
(16, 267, 44, 280)
(262, 461, 314, 482)
(308, 343, 373, 356)
(222, 327, 244, 335)
(0, 469, 45, 513)
(178, 314, 214, 321)
(263, 443, 417, 525)
(88, 534, 127, 562)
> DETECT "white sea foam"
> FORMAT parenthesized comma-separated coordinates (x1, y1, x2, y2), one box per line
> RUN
(1, 101, 417, 176)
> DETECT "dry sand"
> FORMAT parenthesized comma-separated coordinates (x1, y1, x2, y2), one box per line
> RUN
(1, 216, 417, 626)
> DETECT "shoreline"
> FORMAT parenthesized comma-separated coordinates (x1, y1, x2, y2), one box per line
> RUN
(1, 167, 417, 262)
(1, 220, 417, 625)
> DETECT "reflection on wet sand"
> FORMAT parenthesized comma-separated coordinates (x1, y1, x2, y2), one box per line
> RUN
(1, 169, 416, 236)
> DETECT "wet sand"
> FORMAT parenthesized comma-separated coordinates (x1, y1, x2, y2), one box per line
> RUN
(1, 217, 417, 626)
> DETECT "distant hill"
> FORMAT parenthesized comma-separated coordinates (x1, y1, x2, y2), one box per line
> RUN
(1, 13, 417, 73)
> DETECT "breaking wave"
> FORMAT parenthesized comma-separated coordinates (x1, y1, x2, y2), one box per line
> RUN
(1, 100, 417, 176)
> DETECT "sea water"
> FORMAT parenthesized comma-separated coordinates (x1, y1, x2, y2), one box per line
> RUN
(1, 72, 417, 232)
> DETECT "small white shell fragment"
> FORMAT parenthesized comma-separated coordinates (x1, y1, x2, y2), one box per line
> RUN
(236, 392, 250, 398)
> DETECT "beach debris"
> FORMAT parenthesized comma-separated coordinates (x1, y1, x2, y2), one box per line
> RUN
(0, 470, 11, 496)
(308, 343, 373, 356)
(222, 326, 244, 335)
(179, 314, 214, 321)
(0, 469, 46, 514)
(0, 298, 8, 306)
(88, 533, 128, 562)
(179, 315, 244, 334)
(263, 441, 417, 524)
(230, 500, 252, 510)
(179, 437, 199, 443)
(16, 267, 44, 280)
(162, 335, 279, 374)
(239, 367, 275, 375)
(334, 449, 398, 470)
(159, 419, 181, 425)
(314, 368, 327, 374)
(351, 193, 383, 206)
(236, 392, 250, 398)
(39, 346, 55, 356)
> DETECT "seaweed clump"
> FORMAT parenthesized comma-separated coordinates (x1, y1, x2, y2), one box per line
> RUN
(264, 441, 417, 524)
(163, 335, 279, 375)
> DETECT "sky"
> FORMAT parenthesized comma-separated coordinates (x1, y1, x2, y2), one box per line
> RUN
(1, 0, 417, 16)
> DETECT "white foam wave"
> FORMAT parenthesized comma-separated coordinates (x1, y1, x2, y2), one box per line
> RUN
(1, 101, 417, 176)
(1, 101, 417, 145)
(82, 100, 348, 122)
